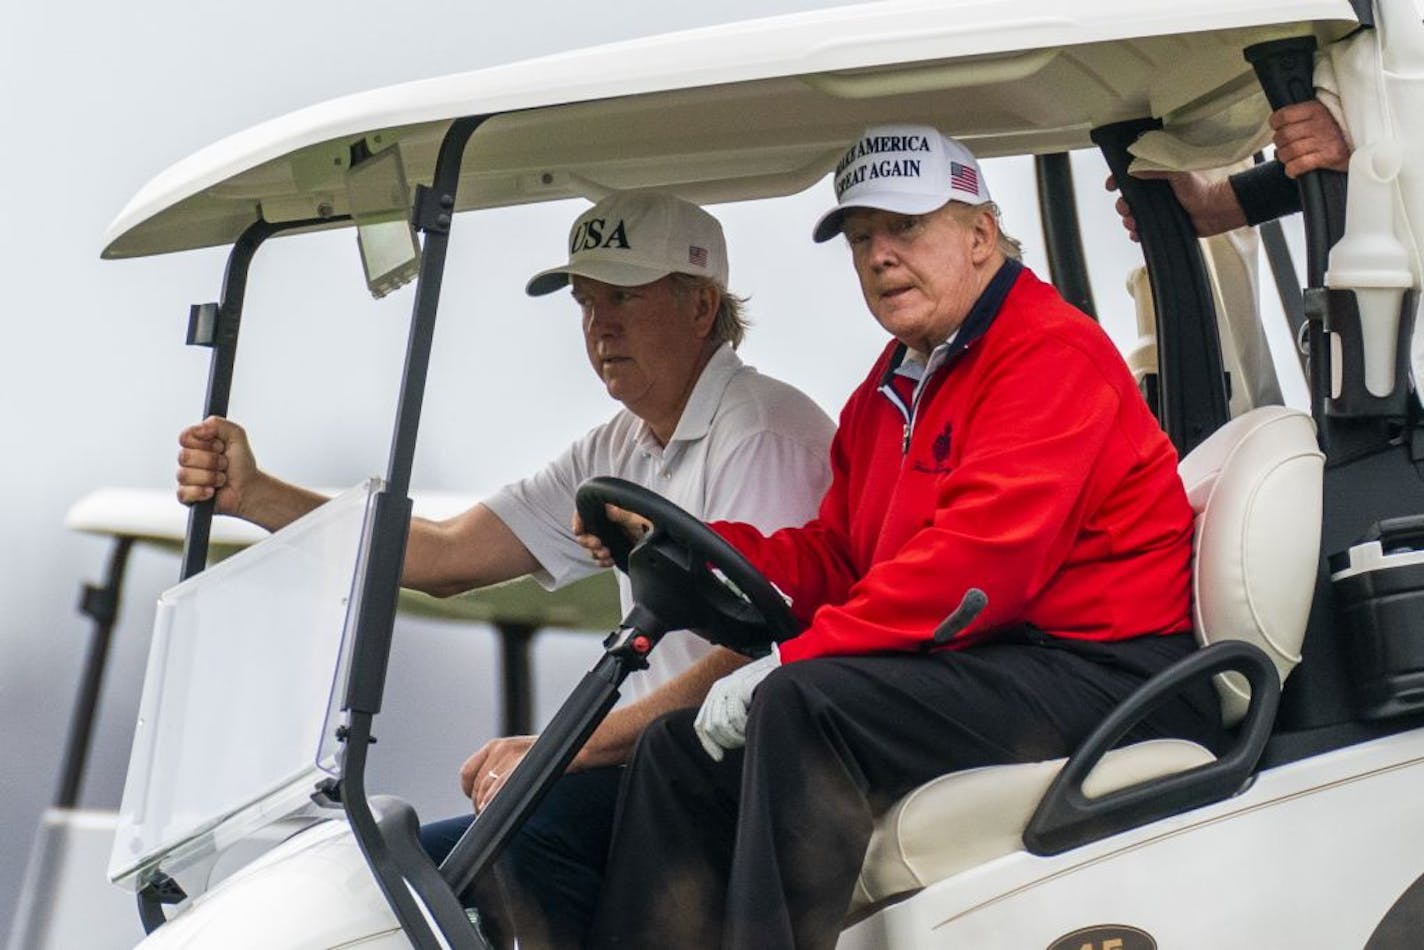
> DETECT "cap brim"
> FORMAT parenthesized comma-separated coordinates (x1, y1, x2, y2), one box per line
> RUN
(525, 259, 676, 297)
(811, 191, 958, 243)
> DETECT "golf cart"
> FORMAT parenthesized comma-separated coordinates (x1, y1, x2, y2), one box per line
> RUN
(100, 0, 1424, 946)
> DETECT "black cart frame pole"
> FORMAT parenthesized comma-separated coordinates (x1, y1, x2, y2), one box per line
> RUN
(441, 651, 631, 899)
(1034, 152, 1097, 319)
(178, 214, 350, 582)
(339, 114, 492, 950)
(1244, 37, 1346, 289)
(1245, 37, 1349, 446)
(1092, 120, 1230, 456)
(497, 622, 537, 736)
(55, 536, 134, 808)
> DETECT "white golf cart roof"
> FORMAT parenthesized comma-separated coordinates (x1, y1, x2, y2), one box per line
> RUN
(103, 0, 1360, 260)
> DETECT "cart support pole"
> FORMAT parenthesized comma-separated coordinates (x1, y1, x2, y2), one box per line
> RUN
(177, 215, 349, 581)
(55, 536, 134, 808)
(1244, 37, 1347, 290)
(1245, 37, 1350, 454)
(178, 221, 275, 581)
(441, 652, 630, 899)
(1092, 119, 1230, 456)
(1034, 152, 1097, 319)
(497, 622, 537, 735)
(339, 114, 492, 950)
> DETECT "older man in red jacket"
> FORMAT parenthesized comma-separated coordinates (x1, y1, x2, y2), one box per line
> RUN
(583, 125, 1225, 950)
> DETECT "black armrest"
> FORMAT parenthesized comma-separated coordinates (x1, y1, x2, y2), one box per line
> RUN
(1023, 640, 1279, 855)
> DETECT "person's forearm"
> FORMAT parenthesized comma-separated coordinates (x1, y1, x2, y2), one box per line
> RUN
(575, 647, 750, 768)
(401, 504, 541, 597)
(402, 518, 478, 595)
(231, 474, 538, 599)
(237, 472, 328, 532)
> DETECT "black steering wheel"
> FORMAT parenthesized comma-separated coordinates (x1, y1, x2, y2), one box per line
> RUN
(574, 476, 802, 655)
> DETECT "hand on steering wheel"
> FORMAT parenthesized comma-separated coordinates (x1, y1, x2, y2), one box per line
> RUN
(574, 477, 802, 655)
(573, 504, 650, 568)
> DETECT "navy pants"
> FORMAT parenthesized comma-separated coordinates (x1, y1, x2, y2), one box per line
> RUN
(420, 766, 623, 948)
(587, 632, 1223, 950)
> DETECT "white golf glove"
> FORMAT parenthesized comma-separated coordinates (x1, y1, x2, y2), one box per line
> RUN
(693, 644, 781, 761)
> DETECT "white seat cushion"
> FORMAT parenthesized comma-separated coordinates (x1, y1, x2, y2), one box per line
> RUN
(850, 739, 1214, 911)
(1179, 406, 1324, 725)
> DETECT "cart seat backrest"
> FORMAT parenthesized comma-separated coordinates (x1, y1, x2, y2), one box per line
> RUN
(1178, 405, 1324, 726)
(849, 406, 1325, 914)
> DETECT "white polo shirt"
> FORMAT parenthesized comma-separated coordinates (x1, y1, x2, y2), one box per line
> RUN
(485, 343, 834, 705)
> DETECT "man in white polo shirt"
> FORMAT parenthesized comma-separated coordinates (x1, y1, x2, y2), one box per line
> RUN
(174, 189, 834, 948)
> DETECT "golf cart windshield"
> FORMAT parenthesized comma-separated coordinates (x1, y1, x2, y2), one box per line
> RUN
(108, 479, 381, 891)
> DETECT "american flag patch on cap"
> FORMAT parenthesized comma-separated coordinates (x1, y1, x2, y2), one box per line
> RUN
(950, 161, 979, 195)
(688, 245, 708, 267)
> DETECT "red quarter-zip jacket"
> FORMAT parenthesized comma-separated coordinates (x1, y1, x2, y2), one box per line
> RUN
(715, 261, 1194, 662)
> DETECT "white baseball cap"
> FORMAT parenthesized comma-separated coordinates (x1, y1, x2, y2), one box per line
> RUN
(526, 190, 729, 296)
(812, 124, 992, 243)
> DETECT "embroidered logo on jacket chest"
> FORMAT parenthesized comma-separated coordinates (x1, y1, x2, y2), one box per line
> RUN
(911, 421, 953, 474)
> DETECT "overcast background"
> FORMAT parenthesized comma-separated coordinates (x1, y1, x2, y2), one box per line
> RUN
(0, 0, 1307, 941)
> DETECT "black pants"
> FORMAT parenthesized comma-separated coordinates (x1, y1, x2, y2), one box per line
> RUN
(587, 632, 1222, 950)
(419, 766, 623, 949)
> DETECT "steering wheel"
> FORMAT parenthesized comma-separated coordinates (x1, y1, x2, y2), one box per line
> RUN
(574, 476, 802, 655)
